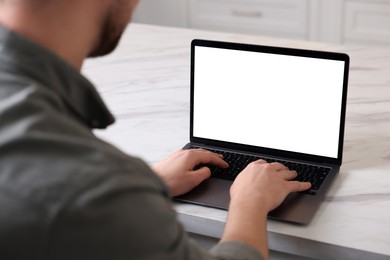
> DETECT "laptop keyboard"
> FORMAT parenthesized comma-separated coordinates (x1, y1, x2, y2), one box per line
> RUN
(190, 147, 331, 195)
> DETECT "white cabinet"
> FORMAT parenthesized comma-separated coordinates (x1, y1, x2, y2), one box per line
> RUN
(344, 1, 390, 45)
(133, 0, 390, 45)
(189, 0, 309, 40)
(133, 0, 188, 28)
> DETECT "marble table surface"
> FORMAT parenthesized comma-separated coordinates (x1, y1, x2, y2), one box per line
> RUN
(83, 24, 390, 259)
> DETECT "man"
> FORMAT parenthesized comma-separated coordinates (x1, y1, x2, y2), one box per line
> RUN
(0, 1, 311, 259)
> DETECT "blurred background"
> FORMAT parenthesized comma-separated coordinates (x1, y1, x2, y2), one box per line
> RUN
(133, 0, 390, 46)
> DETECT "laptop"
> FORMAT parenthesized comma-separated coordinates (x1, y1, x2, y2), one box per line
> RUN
(176, 39, 349, 225)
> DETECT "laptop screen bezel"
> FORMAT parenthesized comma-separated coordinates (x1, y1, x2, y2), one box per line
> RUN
(189, 39, 349, 166)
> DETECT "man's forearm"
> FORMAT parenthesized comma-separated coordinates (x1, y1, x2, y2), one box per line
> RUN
(220, 200, 269, 260)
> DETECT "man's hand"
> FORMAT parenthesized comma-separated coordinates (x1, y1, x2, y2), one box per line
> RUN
(230, 160, 312, 212)
(153, 149, 229, 197)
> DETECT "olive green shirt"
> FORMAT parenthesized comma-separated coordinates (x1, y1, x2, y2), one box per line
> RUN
(0, 24, 263, 260)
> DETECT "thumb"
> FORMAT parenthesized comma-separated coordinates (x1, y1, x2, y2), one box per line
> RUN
(192, 166, 212, 184)
(289, 181, 312, 192)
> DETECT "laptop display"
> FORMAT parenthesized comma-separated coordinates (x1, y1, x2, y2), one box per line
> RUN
(193, 46, 345, 159)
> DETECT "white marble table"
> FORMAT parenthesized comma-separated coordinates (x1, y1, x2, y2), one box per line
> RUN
(83, 24, 390, 260)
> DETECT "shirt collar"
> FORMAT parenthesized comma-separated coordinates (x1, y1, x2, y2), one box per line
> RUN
(0, 24, 115, 129)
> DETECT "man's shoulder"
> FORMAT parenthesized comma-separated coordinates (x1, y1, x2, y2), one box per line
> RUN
(0, 49, 165, 223)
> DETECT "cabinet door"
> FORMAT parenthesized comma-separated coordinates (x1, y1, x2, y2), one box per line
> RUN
(344, 1, 390, 45)
(189, 0, 309, 39)
(133, 0, 187, 27)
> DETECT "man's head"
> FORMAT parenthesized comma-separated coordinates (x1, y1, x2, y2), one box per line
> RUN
(0, 0, 139, 68)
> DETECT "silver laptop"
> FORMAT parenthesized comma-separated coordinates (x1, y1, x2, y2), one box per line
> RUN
(176, 39, 349, 225)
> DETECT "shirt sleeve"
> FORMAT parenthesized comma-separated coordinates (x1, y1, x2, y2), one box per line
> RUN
(210, 241, 264, 260)
(47, 171, 264, 260)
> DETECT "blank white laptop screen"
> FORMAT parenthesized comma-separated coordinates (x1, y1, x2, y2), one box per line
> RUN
(193, 46, 346, 158)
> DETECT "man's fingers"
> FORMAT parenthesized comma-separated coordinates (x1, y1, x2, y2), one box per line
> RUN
(206, 154, 229, 168)
(252, 159, 267, 164)
(270, 162, 289, 171)
(278, 169, 298, 180)
(192, 166, 212, 184)
(278, 170, 311, 191)
(288, 181, 312, 192)
(191, 149, 229, 169)
(215, 153, 224, 159)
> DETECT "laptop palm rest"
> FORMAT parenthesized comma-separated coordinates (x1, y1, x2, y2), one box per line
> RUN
(176, 178, 231, 210)
(175, 177, 320, 225)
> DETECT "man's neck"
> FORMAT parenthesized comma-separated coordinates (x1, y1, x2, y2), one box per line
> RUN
(0, 1, 103, 70)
